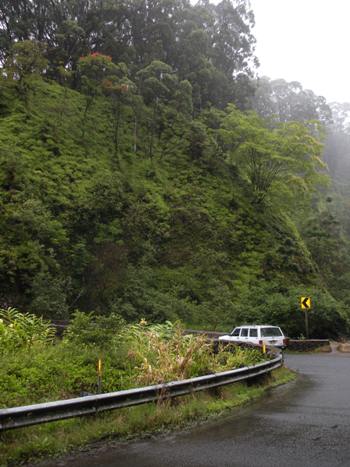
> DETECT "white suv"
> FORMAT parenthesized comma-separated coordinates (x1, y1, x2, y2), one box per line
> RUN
(218, 325, 288, 348)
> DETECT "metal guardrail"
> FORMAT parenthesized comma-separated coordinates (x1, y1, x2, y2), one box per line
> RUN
(184, 329, 226, 338)
(0, 355, 282, 431)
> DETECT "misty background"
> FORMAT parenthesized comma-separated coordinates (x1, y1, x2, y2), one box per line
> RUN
(251, 0, 350, 104)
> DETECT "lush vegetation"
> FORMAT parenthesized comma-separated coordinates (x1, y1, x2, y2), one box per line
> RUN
(0, 310, 267, 408)
(0, 308, 290, 464)
(3, 1, 345, 463)
(0, 0, 350, 338)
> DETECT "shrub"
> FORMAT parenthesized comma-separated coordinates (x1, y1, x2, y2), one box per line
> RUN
(0, 307, 55, 352)
(1, 313, 267, 408)
(63, 311, 125, 348)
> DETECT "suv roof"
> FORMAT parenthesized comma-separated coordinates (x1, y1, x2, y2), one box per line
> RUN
(235, 325, 281, 328)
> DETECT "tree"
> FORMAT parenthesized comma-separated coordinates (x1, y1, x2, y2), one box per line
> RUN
(77, 51, 119, 140)
(323, 102, 350, 178)
(101, 63, 135, 161)
(220, 105, 327, 208)
(136, 60, 185, 158)
(211, 0, 257, 78)
(240, 144, 284, 204)
(252, 77, 332, 125)
(48, 20, 87, 79)
(1, 0, 258, 110)
(5, 40, 47, 108)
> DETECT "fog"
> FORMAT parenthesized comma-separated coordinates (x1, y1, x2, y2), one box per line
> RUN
(250, 0, 350, 103)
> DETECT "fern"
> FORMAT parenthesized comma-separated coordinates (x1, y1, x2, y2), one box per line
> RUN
(0, 307, 56, 349)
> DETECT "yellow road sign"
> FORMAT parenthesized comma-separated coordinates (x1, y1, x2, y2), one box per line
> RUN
(300, 297, 311, 310)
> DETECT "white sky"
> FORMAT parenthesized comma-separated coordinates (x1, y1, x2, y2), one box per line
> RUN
(249, 0, 350, 103)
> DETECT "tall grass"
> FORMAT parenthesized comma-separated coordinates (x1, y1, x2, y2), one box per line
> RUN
(0, 311, 266, 408)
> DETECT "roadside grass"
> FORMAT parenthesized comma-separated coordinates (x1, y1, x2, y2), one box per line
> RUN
(0, 367, 296, 466)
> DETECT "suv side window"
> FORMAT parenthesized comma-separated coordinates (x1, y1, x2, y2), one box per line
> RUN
(249, 328, 258, 337)
(231, 328, 240, 336)
(241, 328, 248, 337)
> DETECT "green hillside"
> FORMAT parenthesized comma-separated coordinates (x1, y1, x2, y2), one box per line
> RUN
(0, 0, 349, 337)
(0, 73, 347, 337)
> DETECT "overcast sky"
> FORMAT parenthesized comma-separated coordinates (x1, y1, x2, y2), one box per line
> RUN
(250, 0, 350, 103)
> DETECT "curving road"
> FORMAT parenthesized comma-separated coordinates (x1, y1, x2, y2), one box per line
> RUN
(42, 353, 350, 467)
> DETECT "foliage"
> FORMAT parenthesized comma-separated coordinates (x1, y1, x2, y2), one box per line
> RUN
(4, 40, 47, 108)
(64, 310, 125, 348)
(5, 40, 47, 81)
(224, 284, 349, 338)
(0, 2, 348, 339)
(219, 105, 327, 207)
(0, 0, 257, 110)
(0, 307, 55, 351)
(251, 77, 332, 125)
(0, 316, 266, 409)
(121, 321, 213, 384)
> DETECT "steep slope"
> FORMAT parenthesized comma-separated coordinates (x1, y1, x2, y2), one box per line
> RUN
(0, 78, 347, 336)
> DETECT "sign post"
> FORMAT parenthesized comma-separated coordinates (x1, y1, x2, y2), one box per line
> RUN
(97, 358, 102, 394)
(300, 297, 311, 338)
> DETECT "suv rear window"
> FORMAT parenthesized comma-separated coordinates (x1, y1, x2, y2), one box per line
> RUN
(249, 328, 258, 337)
(261, 327, 282, 337)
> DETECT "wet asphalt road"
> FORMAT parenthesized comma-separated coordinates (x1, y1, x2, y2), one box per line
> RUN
(42, 353, 350, 467)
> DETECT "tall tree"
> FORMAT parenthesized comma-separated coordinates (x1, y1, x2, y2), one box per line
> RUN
(252, 77, 332, 125)
(5, 40, 47, 109)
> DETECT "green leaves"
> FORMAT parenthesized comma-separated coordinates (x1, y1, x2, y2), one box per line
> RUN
(0, 307, 55, 351)
(219, 105, 328, 209)
(0, 37, 345, 338)
(5, 41, 47, 82)
(0, 315, 267, 413)
(64, 311, 125, 348)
